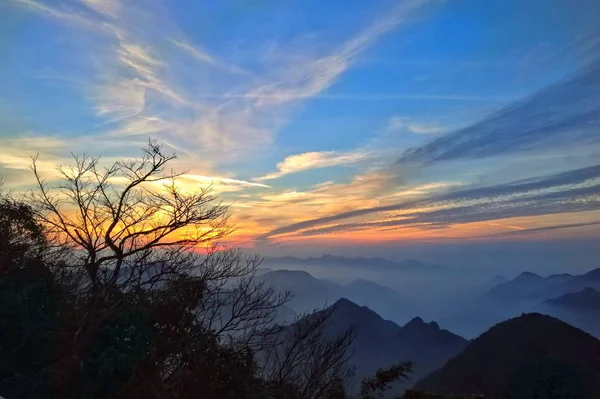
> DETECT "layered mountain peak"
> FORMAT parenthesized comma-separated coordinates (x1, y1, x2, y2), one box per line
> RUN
(290, 298, 467, 393)
(329, 297, 391, 328)
(332, 297, 362, 310)
(397, 317, 466, 351)
(402, 316, 440, 331)
(405, 316, 424, 325)
(545, 287, 600, 309)
(583, 268, 600, 279)
(414, 313, 600, 397)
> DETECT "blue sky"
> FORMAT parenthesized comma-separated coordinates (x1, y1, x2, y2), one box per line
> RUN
(1, 0, 600, 260)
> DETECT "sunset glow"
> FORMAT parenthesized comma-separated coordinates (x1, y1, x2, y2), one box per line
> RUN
(1, 0, 599, 255)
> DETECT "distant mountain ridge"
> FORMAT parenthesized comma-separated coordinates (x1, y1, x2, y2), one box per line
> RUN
(256, 269, 415, 324)
(544, 287, 600, 309)
(443, 267, 600, 338)
(485, 267, 600, 303)
(414, 313, 600, 398)
(262, 255, 451, 273)
(534, 287, 600, 338)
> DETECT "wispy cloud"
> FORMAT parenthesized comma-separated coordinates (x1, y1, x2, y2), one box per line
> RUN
(80, 0, 120, 17)
(246, 0, 436, 106)
(189, 93, 511, 102)
(260, 164, 600, 239)
(255, 150, 370, 181)
(7, 0, 600, 247)
(0, 135, 141, 185)
(181, 174, 270, 190)
(483, 221, 600, 238)
(297, 186, 600, 236)
(398, 59, 600, 165)
(387, 116, 445, 134)
(170, 39, 250, 76)
(8, 0, 434, 169)
(13, 0, 100, 28)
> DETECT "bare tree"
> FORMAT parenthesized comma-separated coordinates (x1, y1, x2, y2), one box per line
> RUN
(29, 140, 231, 290)
(360, 362, 412, 399)
(27, 141, 293, 330)
(23, 141, 359, 397)
(190, 248, 292, 348)
(24, 141, 294, 390)
(260, 305, 356, 399)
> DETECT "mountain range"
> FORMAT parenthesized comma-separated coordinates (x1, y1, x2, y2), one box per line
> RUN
(534, 287, 600, 338)
(261, 261, 600, 397)
(262, 255, 451, 273)
(442, 267, 600, 338)
(413, 313, 600, 398)
(288, 299, 600, 398)
(256, 269, 415, 324)
(303, 298, 468, 393)
(484, 268, 600, 303)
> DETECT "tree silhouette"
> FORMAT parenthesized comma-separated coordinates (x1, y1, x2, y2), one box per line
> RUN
(0, 143, 357, 398)
(360, 362, 412, 399)
(29, 140, 230, 290)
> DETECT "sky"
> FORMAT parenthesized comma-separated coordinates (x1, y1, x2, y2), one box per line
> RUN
(1, 0, 600, 269)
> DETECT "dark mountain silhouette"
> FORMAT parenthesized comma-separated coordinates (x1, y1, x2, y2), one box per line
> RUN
(256, 270, 414, 324)
(534, 287, 600, 338)
(309, 299, 468, 392)
(325, 298, 402, 337)
(414, 313, 600, 398)
(397, 317, 467, 360)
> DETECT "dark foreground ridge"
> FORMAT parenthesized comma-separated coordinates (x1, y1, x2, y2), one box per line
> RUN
(414, 313, 600, 398)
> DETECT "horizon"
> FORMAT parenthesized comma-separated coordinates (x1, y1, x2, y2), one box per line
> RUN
(2, 0, 600, 276)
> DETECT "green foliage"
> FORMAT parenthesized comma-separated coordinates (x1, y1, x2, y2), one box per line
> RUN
(0, 196, 46, 270)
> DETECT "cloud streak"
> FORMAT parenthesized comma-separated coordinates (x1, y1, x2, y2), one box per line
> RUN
(255, 150, 370, 181)
(246, 0, 435, 106)
(261, 164, 600, 239)
(170, 39, 250, 76)
(9, 0, 435, 168)
(297, 185, 600, 236)
(484, 221, 600, 238)
(398, 59, 600, 165)
(388, 116, 445, 134)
